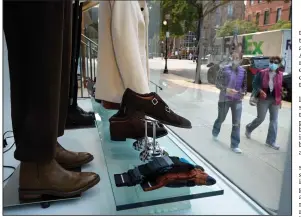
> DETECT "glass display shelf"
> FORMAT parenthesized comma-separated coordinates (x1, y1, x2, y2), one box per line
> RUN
(91, 99, 224, 211)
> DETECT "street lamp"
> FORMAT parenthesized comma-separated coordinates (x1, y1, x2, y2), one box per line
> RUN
(163, 18, 169, 74)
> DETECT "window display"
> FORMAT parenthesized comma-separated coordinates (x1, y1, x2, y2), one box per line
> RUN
(3, 0, 292, 215)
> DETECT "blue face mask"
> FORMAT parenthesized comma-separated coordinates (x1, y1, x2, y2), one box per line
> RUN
(269, 63, 279, 71)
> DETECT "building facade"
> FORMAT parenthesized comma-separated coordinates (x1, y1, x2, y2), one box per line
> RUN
(245, 0, 291, 31)
(203, 1, 245, 53)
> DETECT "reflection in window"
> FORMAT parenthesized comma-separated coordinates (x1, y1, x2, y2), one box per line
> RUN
(276, 8, 282, 22)
(264, 10, 269, 25)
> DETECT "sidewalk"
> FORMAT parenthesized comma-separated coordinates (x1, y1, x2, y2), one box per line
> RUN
(149, 69, 291, 211)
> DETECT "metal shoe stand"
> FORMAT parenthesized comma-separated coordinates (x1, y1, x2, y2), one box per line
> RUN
(3, 166, 82, 209)
(133, 118, 169, 162)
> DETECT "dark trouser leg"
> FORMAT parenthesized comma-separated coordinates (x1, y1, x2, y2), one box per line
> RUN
(69, 1, 81, 107)
(65, 1, 94, 129)
(57, 1, 73, 137)
(4, 1, 66, 163)
(230, 101, 242, 148)
(72, 3, 83, 105)
(212, 101, 230, 137)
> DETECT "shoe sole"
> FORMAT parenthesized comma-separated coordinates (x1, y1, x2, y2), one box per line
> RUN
(59, 155, 95, 170)
(110, 131, 169, 142)
(125, 109, 192, 129)
(19, 175, 100, 200)
(65, 123, 95, 130)
(146, 114, 192, 129)
(265, 144, 280, 150)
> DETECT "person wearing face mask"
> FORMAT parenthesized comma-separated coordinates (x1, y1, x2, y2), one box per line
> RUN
(212, 51, 247, 154)
(245, 56, 284, 150)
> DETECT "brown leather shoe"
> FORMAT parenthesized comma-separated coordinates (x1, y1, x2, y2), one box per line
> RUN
(121, 88, 192, 129)
(55, 143, 94, 169)
(109, 110, 168, 141)
(19, 160, 100, 200)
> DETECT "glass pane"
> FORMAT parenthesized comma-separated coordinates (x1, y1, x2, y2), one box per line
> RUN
(148, 0, 291, 214)
(91, 99, 223, 211)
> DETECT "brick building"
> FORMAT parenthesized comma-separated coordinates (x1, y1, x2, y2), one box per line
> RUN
(245, 0, 291, 31)
(203, 1, 245, 50)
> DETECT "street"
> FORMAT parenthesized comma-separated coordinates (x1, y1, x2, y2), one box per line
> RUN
(149, 58, 291, 211)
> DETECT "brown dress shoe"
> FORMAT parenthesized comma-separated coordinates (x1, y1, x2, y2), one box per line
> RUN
(19, 159, 100, 200)
(121, 88, 192, 129)
(55, 143, 94, 169)
(109, 111, 168, 141)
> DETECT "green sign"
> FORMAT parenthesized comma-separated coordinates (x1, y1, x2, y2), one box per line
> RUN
(244, 35, 263, 55)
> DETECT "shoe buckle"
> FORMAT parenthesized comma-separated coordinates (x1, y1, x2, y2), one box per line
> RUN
(165, 106, 170, 113)
(152, 98, 158, 106)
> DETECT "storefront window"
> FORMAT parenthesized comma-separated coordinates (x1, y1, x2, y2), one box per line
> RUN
(80, 0, 291, 214)
(147, 0, 291, 214)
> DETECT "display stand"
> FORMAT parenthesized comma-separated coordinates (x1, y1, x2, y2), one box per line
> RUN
(3, 166, 81, 209)
(91, 99, 224, 212)
(134, 119, 169, 162)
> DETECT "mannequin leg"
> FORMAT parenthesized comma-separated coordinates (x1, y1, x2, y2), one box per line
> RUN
(55, 1, 94, 168)
(4, 2, 64, 162)
(4, 1, 99, 198)
(65, 1, 95, 129)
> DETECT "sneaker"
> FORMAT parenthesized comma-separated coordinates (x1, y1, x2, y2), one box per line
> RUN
(265, 143, 280, 150)
(231, 147, 242, 154)
(245, 128, 251, 139)
(212, 135, 218, 141)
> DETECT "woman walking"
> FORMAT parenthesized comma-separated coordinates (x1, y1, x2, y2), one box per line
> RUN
(245, 56, 283, 150)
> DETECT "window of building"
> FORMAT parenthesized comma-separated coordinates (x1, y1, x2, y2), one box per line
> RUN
(250, 0, 254, 5)
(289, 5, 292, 21)
(258, 0, 262, 3)
(276, 8, 282, 22)
(256, 12, 260, 25)
(248, 14, 251, 22)
(216, 7, 221, 26)
(227, 4, 233, 17)
(264, 10, 269, 25)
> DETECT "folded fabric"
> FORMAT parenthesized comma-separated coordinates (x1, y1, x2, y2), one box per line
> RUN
(114, 156, 216, 191)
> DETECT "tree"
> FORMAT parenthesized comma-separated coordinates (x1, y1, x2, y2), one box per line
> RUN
(269, 20, 292, 30)
(186, 0, 230, 84)
(216, 19, 259, 37)
(160, 0, 198, 39)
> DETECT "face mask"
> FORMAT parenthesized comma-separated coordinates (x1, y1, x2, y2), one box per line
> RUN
(269, 63, 279, 71)
(233, 60, 240, 66)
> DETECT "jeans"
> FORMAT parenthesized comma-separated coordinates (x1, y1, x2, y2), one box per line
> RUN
(246, 98, 279, 145)
(212, 101, 242, 148)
